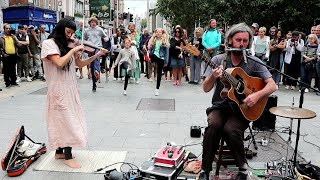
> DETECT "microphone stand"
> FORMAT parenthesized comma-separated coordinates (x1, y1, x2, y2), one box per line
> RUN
(245, 54, 319, 93)
(245, 54, 319, 170)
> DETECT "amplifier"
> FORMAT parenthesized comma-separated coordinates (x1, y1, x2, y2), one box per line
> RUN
(252, 95, 278, 131)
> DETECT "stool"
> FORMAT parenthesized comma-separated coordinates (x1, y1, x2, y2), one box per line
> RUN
(213, 137, 237, 176)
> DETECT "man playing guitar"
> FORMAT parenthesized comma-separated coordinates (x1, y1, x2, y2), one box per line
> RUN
(199, 23, 277, 180)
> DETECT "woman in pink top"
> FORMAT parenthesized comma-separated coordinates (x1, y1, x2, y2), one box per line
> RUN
(40, 17, 108, 168)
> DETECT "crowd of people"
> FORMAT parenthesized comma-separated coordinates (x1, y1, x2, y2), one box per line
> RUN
(1, 16, 320, 178)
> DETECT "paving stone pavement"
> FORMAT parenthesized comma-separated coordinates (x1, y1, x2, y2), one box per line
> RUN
(0, 73, 319, 179)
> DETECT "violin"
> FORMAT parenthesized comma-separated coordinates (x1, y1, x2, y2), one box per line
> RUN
(68, 38, 101, 54)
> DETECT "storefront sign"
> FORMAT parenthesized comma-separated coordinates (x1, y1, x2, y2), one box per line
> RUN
(89, 0, 110, 19)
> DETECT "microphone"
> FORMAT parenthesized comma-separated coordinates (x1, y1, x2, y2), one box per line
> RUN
(226, 48, 249, 63)
(225, 48, 250, 52)
(243, 49, 247, 64)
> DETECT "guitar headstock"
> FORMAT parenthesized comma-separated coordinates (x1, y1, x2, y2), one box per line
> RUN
(182, 40, 201, 57)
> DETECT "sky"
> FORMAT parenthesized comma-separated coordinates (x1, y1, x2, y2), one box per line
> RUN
(124, 0, 157, 17)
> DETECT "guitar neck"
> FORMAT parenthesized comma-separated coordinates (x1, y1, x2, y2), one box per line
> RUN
(202, 55, 239, 87)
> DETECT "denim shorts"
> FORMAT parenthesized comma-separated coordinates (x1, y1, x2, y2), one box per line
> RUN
(170, 57, 185, 68)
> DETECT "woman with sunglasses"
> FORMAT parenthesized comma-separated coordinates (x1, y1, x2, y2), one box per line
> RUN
(169, 26, 185, 86)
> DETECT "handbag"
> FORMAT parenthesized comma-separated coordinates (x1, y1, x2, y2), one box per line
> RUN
(144, 52, 150, 62)
(304, 61, 315, 69)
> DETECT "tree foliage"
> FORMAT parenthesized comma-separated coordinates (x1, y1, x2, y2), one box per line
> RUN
(155, 0, 320, 34)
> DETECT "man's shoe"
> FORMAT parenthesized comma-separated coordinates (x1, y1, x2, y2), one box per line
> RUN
(198, 170, 209, 180)
(92, 86, 96, 92)
(32, 76, 37, 81)
(235, 172, 247, 180)
(11, 83, 19, 86)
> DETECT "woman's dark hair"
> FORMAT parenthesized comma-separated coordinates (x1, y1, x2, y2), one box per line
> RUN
(48, 17, 76, 57)
(277, 29, 285, 39)
(174, 26, 184, 38)
(48, 17, 76, 70)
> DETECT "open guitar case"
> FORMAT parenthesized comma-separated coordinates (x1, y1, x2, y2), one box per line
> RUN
(1, 126, 47, 177)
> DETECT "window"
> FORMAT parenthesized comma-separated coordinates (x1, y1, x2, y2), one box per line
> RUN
(34, 0, 40, 6)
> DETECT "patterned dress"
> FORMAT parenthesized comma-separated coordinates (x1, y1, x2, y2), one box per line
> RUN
(41, 39, 87, 150)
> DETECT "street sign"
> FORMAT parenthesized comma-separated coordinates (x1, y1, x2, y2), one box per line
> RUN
(89, 0, 110, 19)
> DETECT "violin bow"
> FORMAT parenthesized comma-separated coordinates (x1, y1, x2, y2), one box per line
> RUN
(81, 1, 86, 45)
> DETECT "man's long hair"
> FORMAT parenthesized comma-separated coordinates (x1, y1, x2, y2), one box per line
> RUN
(225, 23, 253, 49)
(48, 17, 76, 70)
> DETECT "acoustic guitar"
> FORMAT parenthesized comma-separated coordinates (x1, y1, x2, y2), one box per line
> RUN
(183, 45, 268, 121)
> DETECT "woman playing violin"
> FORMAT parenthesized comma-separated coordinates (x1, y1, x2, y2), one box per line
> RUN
(40, 17, 108, 169)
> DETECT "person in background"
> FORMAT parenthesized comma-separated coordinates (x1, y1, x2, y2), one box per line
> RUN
(251, 27, 270, 64)
(300, 34, 318, 93)
(217, 26, 225, 54)
(189, 27, 204, 84)
(28, 25, 45, 81)
(0, 24, 22, 88)
(251, 23, 259, 36)
(170, 26, 185, 86)
(284, 31, 304, 90)
(147, 28, 169, 96)
(83, 16, 109, 92)
(139, 28, 150, 74)
(100, 27, 112, 74)
(201, 19, 221, 78)
(16, 24, 32, 82)
(113, 38, 136, 95)
(111, 28, 123, 81)
(40, 17, 108, 169)
(74, 20, 86, 79)
(269, 28, 286, 87)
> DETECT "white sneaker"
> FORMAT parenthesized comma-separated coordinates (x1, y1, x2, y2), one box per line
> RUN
(27, 76, 32, 82)
(285, 85, 290, 90)
(155, 89, 159, 96)
(291, 86, 295, 90)
(149, 78, 153, 82)
(113, 78, 117, 81)
(135, 79, 140, 84)
(121, 77, 125, 81)
(127, 68, 131, 74)
(304, 88, 309, 93)
(16, 77, 21, 83)
(123, 90, 127, 96)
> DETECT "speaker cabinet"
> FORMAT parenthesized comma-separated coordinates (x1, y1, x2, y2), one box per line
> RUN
(252, 95, 278, 131)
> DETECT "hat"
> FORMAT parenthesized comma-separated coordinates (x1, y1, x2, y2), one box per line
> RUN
(251, 23, 259, 29)
(28, 25, 34, 29)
